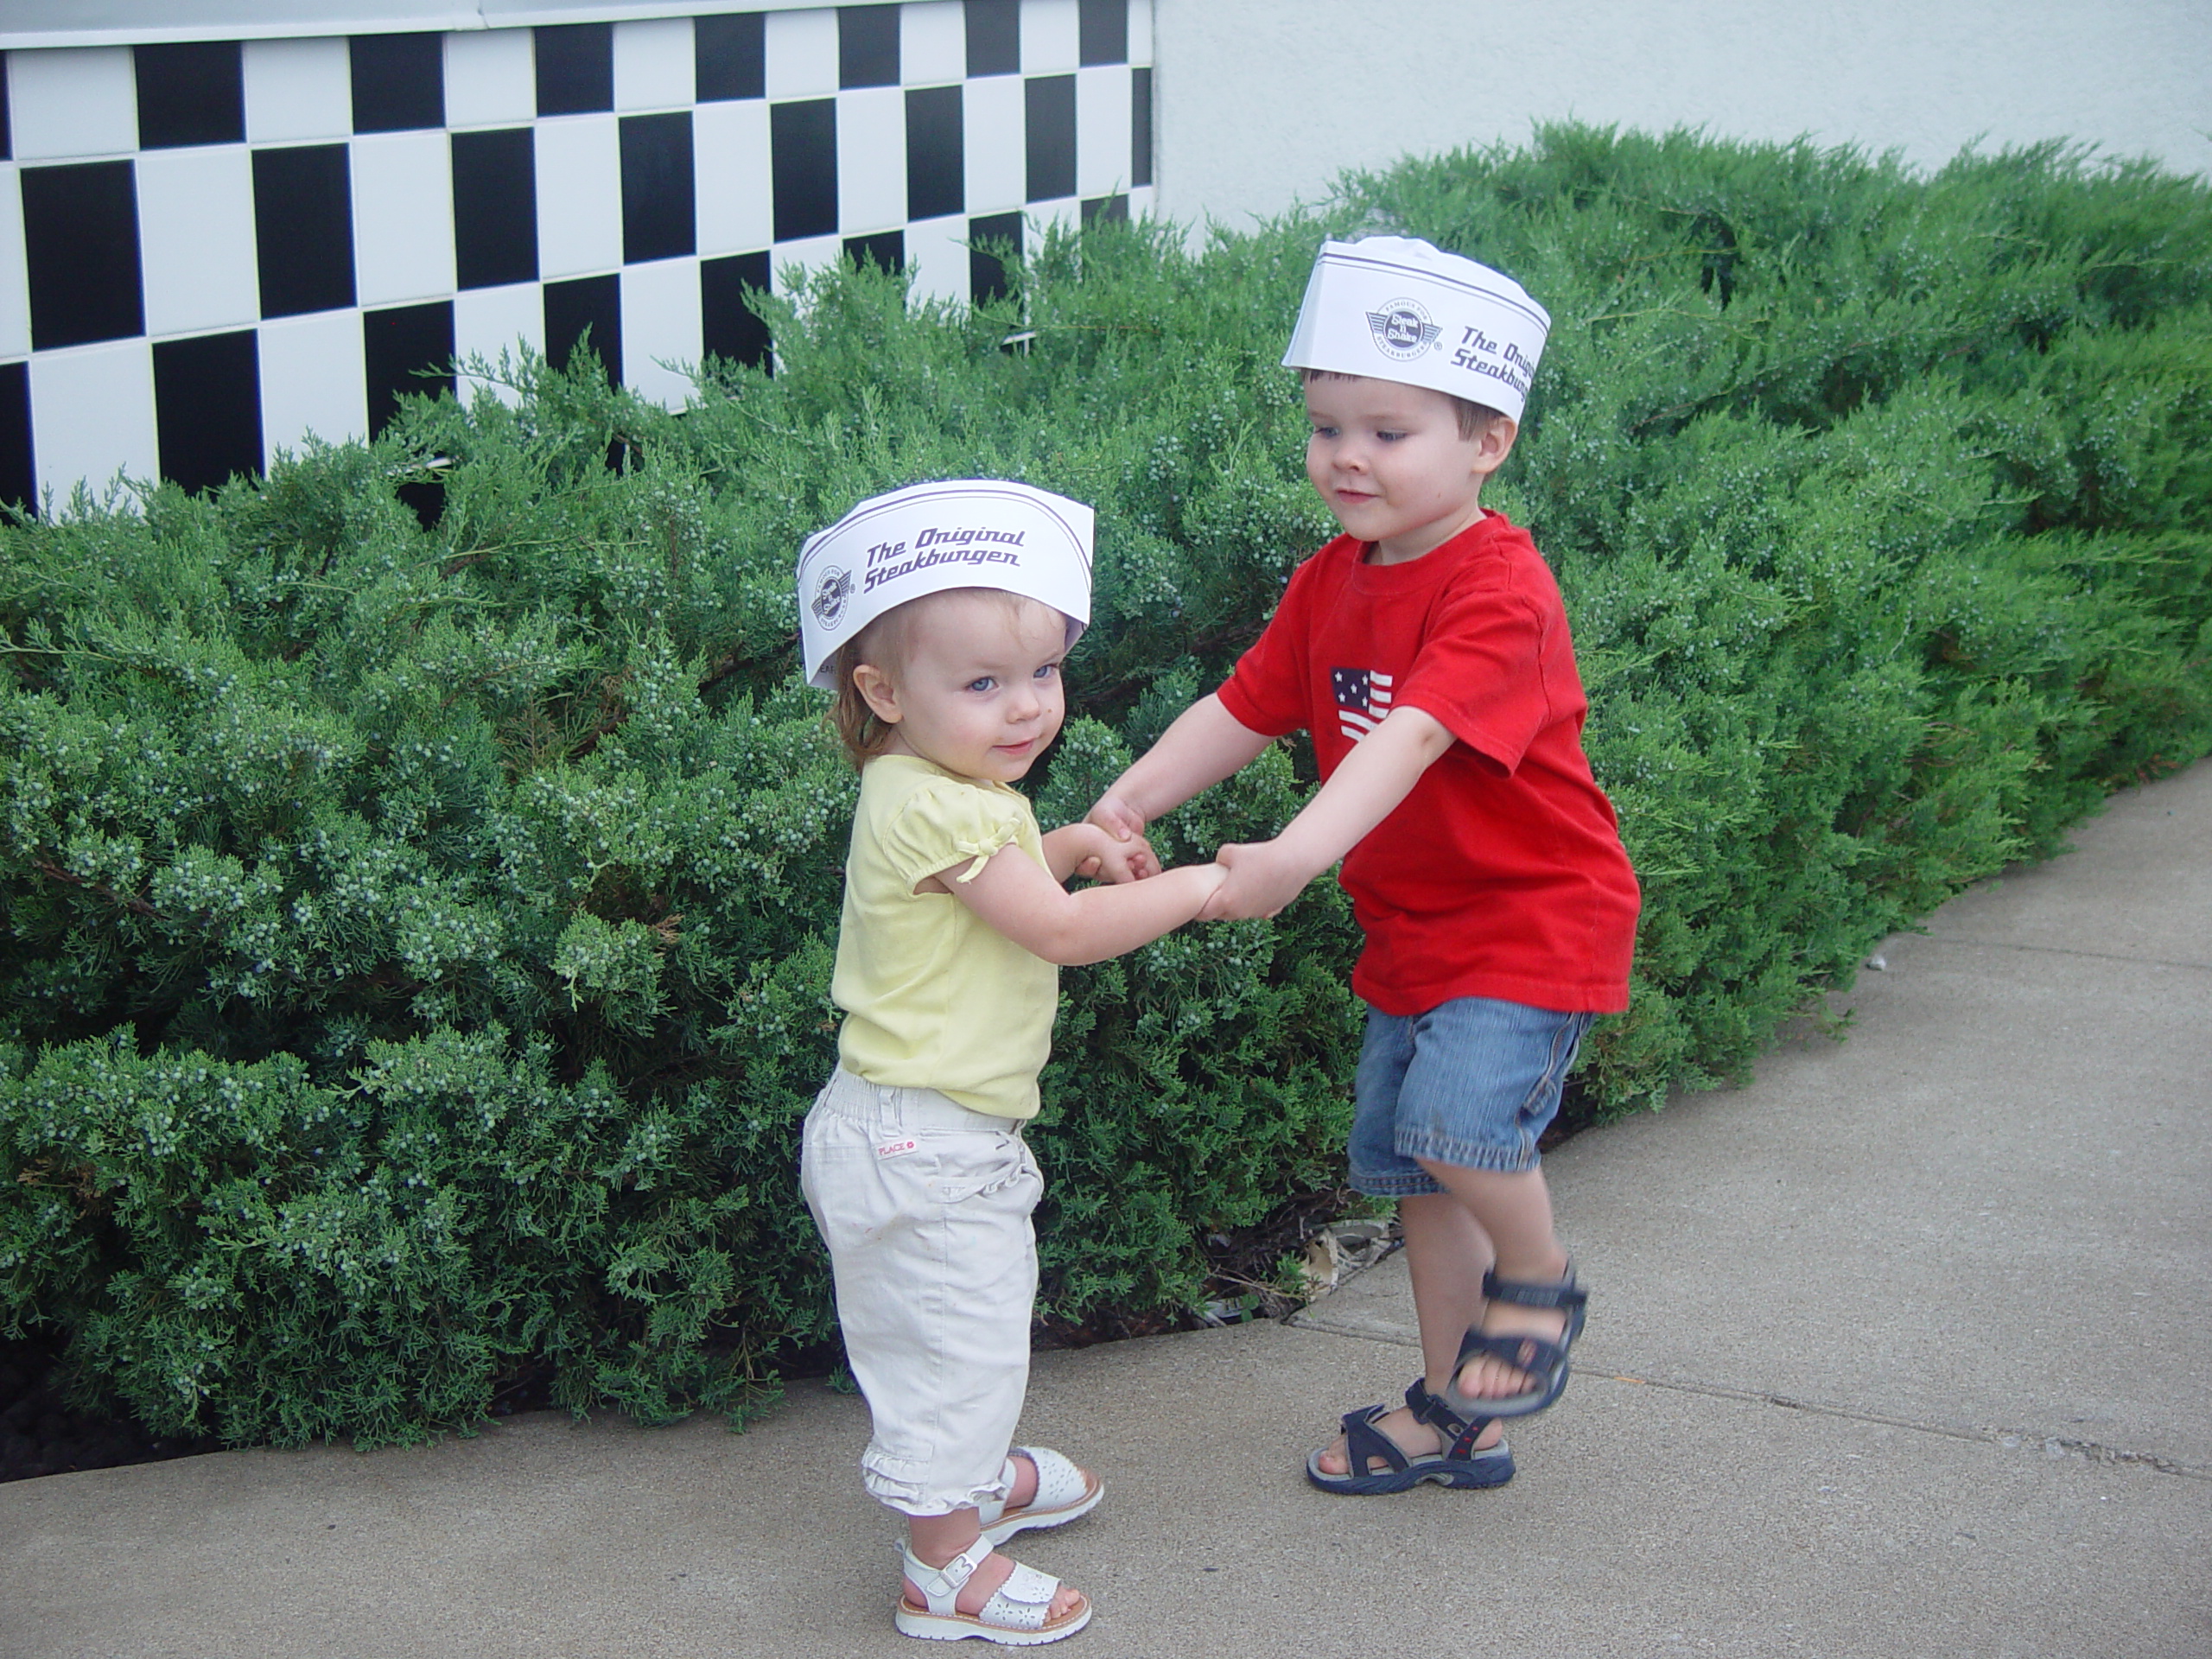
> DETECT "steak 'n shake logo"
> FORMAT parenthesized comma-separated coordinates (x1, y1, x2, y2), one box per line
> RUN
(810, 565, 855, 631)
(1365, 297, 1441, 361)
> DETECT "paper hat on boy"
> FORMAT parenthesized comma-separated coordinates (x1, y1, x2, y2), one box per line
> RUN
(1281, 235, 1551, 423)
(797, 479, 1095, 689)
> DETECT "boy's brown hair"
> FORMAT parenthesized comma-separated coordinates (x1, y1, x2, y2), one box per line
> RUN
(1300, 367, 1507, 441)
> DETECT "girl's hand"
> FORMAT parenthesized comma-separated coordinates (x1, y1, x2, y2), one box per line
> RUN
(1085, 830, 1161, 884)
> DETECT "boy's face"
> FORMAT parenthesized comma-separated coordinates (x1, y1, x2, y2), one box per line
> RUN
(853, 590, 1069, 784)
(1303, 375, 1514, 564)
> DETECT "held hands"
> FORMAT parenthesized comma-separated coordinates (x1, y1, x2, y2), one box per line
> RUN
(1065, 821, 1162, 884)
(1198, 838, 1312, 921)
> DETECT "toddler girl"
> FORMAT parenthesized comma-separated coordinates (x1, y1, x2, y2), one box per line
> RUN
(795, 480, 1224, 1644)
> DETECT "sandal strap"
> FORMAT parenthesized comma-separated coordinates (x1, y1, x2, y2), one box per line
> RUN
(1404, 1380, 1496, 1459)
(1338, 1403, 1412, 1475)
(1483, 1267, 1587, 1314)
(1010, 1445, 1090, 1511)
(902, 1535, 995, 1615)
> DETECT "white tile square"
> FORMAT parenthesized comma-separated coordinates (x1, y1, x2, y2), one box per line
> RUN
(444, 29, 537, 129)
(902, 2, 968, 86)
(1128, 0, 1153, 65)
(258, 308, 366, 461)
(1076, 65, 1132, 197)
(353, 131, 456, 308)
(453, 281, 545, 405)
(771, 235, 842, 296)
(1128, 182, 1155, 220)
(243, 37, 353, 144)
(695, 99, 774, 257)
(904, 213, 969, 308)
(1021, 0, 1081, 74)
(836, 87, 906, 236)
(0, 169, 32, 359)
(963, 73, 1027, 216)
(620, 257, 703, 408)
(29, 340, 156, 506)
(1032, 195, 1079, 235)
(9, 47, 137, 160)
(137, 146, 260, 337)
(765, 9, 840, 100)
(614, 16, 696, 111)
(534, 116, 623, 279)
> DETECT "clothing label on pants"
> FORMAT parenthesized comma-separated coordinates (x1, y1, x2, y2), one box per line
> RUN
(875, 1138, 919, 1160)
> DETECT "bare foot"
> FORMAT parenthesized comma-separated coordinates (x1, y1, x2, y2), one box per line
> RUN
(1312, 1403, 1503, 1477)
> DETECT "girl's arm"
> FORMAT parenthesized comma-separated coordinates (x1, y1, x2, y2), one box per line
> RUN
(1087, 693, 1275, 840)
(1205, 705, 1455, 920)
(936, 844, 1225, 966)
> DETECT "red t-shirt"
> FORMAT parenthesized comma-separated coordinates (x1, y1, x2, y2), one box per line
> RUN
(1217, 512, 1639, 1015)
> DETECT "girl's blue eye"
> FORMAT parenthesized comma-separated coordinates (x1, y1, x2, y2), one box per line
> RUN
(1033, 662, 1058, 682)
(966, 676, 996, 693)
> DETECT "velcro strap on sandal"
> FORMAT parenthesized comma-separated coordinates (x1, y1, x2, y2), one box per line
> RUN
(980, 1562, 1061, 1630)
(1482, 1268, 1586, 1311)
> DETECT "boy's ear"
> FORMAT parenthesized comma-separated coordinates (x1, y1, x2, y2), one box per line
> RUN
(852, 663, 904, 724)
(1473, 415, 1519, 478)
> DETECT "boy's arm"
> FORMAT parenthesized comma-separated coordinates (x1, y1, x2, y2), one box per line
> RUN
(1088, 693, 1276, 840)
(940, 845, 1226, 966)
(1039, 821, 1160, 884)
(1204, 706, 1456, 920)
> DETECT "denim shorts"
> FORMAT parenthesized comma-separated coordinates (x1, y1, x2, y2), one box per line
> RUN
(1348, 997, 1595, 1193)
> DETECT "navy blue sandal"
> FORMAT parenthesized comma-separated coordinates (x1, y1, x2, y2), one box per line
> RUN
(1442, 1267, 1588, 1420)
(1304, 1379, 1514, 1494)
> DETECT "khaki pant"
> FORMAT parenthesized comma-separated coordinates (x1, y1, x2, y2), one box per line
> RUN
(799, 1067, 1044, 1517)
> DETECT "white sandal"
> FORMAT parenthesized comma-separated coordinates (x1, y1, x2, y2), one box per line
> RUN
(977, 1446, 1103, 1546)
(895, 1535, 1091, 1645)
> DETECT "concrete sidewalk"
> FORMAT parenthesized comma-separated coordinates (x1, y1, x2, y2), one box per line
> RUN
(4, 763, 2208, 1659)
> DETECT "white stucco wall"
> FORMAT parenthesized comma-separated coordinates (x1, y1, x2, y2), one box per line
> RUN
(1152, 0, 2212, 232)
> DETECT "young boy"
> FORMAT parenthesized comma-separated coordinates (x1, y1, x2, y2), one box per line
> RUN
(1088, 236, 1640, 1491)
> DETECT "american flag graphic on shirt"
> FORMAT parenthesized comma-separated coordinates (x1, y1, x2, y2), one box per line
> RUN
(1332, 666, 1393, 742)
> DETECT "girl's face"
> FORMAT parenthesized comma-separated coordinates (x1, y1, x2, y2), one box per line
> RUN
(853, 590, 1069, 783)
(1303, 374, 1511, 565)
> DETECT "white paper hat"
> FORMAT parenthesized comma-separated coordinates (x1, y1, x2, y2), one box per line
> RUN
(797, 479, 1095, 689)
(1281, 235, 1552, 422)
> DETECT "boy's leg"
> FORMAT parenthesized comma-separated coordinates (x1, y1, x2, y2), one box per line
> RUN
(1415, 1160, 1574, 1402)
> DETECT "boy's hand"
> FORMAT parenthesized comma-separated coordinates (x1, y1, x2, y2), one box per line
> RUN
(1085, 791, 1148, 843)
(1198, 838, 1315, 920)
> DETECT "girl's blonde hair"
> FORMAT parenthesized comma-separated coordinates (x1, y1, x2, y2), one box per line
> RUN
(826, 588, 1048, 768)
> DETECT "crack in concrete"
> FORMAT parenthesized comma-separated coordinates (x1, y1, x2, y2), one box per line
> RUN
(1921, 934, 2212, 974)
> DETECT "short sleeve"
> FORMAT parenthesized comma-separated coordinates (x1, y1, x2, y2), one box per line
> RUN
(1396, 579, 1552, 776)
(875, 777, 1035, 887)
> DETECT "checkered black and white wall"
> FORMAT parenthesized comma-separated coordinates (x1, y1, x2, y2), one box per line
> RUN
(0, 0, 1156, 510)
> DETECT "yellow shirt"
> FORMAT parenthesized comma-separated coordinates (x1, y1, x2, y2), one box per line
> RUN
(832, 754, 1058, 1120)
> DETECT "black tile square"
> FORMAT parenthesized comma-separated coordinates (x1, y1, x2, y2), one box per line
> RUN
(1082, 193, 1128, 226)
(1025, 76, 1076, 203)
(1078, 0, 1128, 67)
(966, 0, 1019, 77)
(771, 99, 837, 243)
(839, 6, 899, 89)
(154, 329, 263, 494)
(844, 229, 903, 272)
(253, 144, 357, 318)
(906, 85, 963, 222)
(364, 300, 455, 438)
(544, 273, 622, 385)
(537, 22, 613, 116)
(135, 41, 245, 149)
(1132, 66, 1153, 188)
(696, 12, 766, 102)
(452, 127, 538, 289)
(21, 161, 144, 350)
(701, 250, 772, 370)
(0, 361, 33, 514)
(620, 111, 696, 264)
(351, 33, 445, 133)
(968, 210, 1022, 308)
(1, 56, 11, 162)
